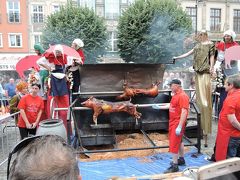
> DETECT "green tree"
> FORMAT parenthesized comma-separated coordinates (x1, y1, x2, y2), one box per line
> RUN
(118, 0, 192, 64)
(41, 5, 107, 64)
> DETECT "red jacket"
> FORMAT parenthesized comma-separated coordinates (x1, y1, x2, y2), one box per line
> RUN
(77, 49, 85, 64)
(216, 89, 240, 161)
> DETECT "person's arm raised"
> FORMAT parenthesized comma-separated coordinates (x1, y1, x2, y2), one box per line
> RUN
(173, 49, 194, 61)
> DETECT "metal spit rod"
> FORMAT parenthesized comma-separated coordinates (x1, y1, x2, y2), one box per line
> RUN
(53, 103, 170, 111)
(73, 89, 195, 95)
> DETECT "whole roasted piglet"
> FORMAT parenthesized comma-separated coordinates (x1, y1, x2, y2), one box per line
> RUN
(116, 81, 161, 100)
(81, 96, 142, 125)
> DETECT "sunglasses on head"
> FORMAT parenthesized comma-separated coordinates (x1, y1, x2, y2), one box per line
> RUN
(7, 136, 41, 179)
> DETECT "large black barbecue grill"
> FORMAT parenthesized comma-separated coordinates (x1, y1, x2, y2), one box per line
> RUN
(66, 63, 201, 153)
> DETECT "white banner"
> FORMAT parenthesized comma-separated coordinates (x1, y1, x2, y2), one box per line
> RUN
(0, 54, 33, 71)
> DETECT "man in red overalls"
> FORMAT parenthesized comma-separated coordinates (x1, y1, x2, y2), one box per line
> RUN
(164, 79, 189, 173)
(215, 74, 240, 161)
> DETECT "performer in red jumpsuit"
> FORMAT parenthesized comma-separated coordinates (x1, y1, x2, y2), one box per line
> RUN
(215, 74, 240, 161)
(164, 79, 189, 173)
(37, 45, 75, 134)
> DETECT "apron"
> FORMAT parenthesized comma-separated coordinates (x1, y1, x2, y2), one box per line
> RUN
(50, 66, 68, 97)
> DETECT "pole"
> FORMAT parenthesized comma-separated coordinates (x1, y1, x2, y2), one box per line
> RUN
(195, 0, 198, 35)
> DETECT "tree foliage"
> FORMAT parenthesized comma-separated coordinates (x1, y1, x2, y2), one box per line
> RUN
(117, 0, 192, 63)
(41, 5, 107, 64)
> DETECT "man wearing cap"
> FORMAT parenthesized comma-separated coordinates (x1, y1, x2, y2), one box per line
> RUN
(153, 79, 189, 173)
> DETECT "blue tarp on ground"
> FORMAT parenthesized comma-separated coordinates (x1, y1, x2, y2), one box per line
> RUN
(78, 148, 211, 180)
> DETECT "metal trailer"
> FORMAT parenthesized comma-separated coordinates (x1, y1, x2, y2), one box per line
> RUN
(52, 64, 202, 155)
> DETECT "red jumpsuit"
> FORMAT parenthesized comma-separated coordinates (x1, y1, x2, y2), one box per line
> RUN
(169, 89, 189, 154)
(215, 89, 240, 161)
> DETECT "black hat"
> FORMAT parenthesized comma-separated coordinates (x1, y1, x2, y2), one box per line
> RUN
(169, 79, 181, 86)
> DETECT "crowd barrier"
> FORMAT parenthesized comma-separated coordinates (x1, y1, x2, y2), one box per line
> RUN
(0, 112, 20, 178)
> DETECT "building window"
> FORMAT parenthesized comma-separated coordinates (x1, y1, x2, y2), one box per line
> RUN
(186, 7, 196, 31)
(32, 5, 44, 23)
(34, 34, 41, 44)
(105, 0, 120, 19)
(128, 0, 135, 5)
(7, 1, 20, 23)
(0, 34, 3, 47)
(210, 8, 221, 31)
(52, 5, 60, 12)
(80, 0, 95, 10)
(96, 0, 104, 3)
(107, 31, 118, 52)
(8, 33, 22, 47)
(96, 6, 104, 17)
(233, 9, 240, 33)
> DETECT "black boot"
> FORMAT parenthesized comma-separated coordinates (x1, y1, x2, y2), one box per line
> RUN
(164, 163, 179, 174)
(178, 157, 185, 166)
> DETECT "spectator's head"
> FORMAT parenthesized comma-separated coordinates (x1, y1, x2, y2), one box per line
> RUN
(34, 44, 45, 55)
(223, 30, 236, 43)
(169, 73, 175, 80)
(225, 74, 240, 92)
(72, 39, 84, 50)
(30, 83, 41, 96)
(169, 79, 182, 93)
(8, 135, 81, 180)
(9, 78, 15, 84)
(16, 81, 28, 95)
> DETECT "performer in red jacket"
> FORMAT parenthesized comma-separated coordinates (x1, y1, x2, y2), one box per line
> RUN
(215, 74, 240, 161)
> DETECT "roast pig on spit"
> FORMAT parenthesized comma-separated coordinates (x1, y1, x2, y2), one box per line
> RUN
(81, 96, 142, 125)
(116, 81, 161, 100)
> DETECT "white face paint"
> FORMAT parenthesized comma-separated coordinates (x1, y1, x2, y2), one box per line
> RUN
(53, 45, 64, 57)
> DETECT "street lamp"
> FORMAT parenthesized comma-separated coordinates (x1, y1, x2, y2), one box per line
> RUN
(195, 0, 203, 35)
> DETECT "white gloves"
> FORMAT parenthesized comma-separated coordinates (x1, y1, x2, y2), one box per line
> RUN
(175, 125, 182, 136)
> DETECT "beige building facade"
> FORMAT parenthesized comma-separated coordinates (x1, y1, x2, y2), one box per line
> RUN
(179, 0, 240, 41)
(27, 0, 70, 51)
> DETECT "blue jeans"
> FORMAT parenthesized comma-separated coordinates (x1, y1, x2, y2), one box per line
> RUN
(227, 137, 240, 158)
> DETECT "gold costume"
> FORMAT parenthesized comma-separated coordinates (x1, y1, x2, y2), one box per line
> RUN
(193, 43, 215, 134)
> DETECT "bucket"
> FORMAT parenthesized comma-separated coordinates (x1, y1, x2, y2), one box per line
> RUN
(36, 119, 67, 141)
